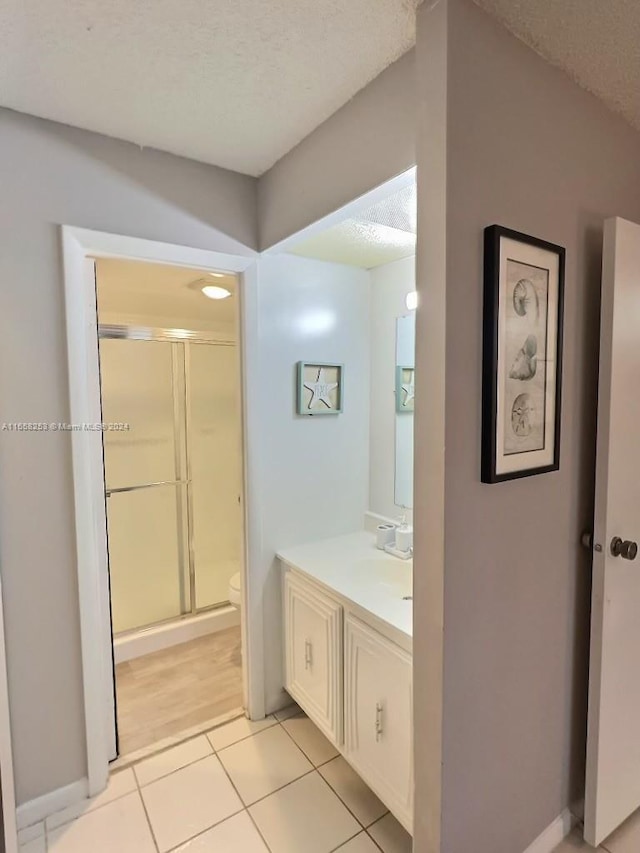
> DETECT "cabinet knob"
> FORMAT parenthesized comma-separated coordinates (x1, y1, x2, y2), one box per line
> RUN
(304, 640, 313, 669)
(611, 537, 638, 561)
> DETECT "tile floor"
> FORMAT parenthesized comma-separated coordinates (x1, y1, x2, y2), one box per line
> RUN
(19, 705, 412, 853)
(552, 809, 640, 853)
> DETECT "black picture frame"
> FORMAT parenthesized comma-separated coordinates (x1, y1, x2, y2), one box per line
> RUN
(481, 225, 565, 484)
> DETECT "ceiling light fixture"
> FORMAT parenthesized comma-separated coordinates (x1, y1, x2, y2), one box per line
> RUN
(406, 291, 418, 311)
(208, 272, 226, 279)
(201, 285, 231, 300)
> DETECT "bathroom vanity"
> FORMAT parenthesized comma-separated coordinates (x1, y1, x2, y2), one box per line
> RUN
(278, 531, 413, 833)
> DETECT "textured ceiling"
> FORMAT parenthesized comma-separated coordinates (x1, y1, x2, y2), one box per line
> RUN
(474, 0, 640, 134)
(290, 182, 416, 268)
(96, 258, 238, 333)
(0, 0, 418, 176)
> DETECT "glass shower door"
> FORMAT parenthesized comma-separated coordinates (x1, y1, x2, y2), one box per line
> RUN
(188, 343, 242, 610)
(100, 338, 189, 634)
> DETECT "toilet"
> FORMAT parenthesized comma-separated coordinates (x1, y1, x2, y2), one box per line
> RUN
(228, 572, 241, 608)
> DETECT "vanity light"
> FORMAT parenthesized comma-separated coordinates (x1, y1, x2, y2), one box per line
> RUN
(406, 291, 418, 311)
(202, 285, 231, 300)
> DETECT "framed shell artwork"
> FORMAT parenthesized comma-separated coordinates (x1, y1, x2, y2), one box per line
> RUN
(481, 225, 565, 483)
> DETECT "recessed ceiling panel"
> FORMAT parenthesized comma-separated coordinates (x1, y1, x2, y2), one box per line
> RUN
(289, 181, 416, 268)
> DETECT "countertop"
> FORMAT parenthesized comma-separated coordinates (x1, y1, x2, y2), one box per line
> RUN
(277, 531, 412, 641)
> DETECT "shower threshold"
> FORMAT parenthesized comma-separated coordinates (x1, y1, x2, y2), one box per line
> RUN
(113, 604, 240, 663)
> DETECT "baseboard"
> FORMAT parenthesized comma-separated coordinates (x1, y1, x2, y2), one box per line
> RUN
(523, 808, 576, 853)
(265, 686, 291, 717)
(17, 778, 88, 830)
(114, 606, 240, 663)
(571, 798, 585, 823)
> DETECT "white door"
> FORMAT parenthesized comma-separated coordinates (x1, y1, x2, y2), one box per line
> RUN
(585, 217, 640, 846)
(344, 614, 413, 832)
(283, 571, 343, 744)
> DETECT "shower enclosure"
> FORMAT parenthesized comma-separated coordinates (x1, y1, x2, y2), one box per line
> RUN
(98, 325, 242, 638)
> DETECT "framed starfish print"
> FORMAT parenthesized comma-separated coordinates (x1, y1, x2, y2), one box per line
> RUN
(481, 225, 565, 483)
(297, 362, 343, 415)
(396, 366, 415, 413)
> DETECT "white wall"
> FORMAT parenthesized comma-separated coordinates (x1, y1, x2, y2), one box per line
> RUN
(255, 254, 371, 711)
(369, 256, 415, 520)
(0, 107, 256, 805)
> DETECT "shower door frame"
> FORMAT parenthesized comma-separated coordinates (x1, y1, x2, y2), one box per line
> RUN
(100, 325, 240, 632)
(62, 226, 264, 798)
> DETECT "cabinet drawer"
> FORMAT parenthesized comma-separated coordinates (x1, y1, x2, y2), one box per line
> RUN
(344, 614, 413, 832)
(284, 571, 343, 744)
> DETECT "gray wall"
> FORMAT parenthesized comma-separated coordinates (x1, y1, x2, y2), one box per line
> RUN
(414, 1, 640, 852)
(0, 107, 257, 804)
(257, 50, 416, 250)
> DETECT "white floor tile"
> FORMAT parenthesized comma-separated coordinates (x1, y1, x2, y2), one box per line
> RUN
(141, 755, 243, 852)
(218, 724, 313, 805)
(368, 813, 413, 853)
(336, 832, 382, 852)
(207, 715, 277, 751)
(135, 735, 213, 786)
(281, 714, 339, 766)
(319, 756, 387, 827)
(47, 791, 155, 853)
(601, 807, 640, 852)
(19, 837, 46, 853)
(273, 703, 302, 722)
(46, 768, 137, 831)
(173, 811, 269, 851)
(249, 771, 361, 853)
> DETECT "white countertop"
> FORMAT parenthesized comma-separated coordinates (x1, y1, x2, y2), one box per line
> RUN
(277, 531, 413, 641)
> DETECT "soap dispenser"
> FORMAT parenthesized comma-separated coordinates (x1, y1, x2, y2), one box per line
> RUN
(395, 514, 413, 554)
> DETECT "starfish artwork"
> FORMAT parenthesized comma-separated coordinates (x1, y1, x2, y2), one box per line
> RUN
(304, 367, 339, 410)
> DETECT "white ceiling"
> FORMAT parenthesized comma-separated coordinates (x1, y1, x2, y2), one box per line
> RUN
(0, 0, 418, 176)
(289, 181, 416, 269)
(474, 0, 640, 136)
(96, 258, 238, 334)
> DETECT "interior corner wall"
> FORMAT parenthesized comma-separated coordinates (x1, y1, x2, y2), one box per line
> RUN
(369, 256, 416, 521)
(414, 2, 640, 852)
(253, 254, 371, 712)
(257, 50, 416, 251)
(0, 107, 257, 805)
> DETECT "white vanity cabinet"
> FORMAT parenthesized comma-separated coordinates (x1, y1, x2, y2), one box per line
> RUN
(282, 566, 413, 834)
(283, 570, 343, 744)
(344, 614, 413, 831)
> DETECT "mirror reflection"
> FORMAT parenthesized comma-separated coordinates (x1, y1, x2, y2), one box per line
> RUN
(395, 313, 415, 509)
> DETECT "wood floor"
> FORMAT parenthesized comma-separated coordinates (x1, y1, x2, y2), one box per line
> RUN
(115, 626, 243, 755)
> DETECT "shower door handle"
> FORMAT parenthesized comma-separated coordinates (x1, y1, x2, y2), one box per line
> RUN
(105, 479, 190, 497)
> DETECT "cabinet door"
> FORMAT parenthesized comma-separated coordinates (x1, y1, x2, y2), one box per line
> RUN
(345, 614, 413, 832)
(284, 571, 343, 744)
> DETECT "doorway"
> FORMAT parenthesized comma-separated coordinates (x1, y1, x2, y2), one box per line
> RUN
(62, 227, 263, 798)
(94, 258, 245, 758)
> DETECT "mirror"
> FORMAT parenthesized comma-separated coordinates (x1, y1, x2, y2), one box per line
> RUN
(395, 313, 415, 509)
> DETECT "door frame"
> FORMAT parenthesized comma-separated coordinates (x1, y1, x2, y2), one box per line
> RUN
(61, 226, 264, 796)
